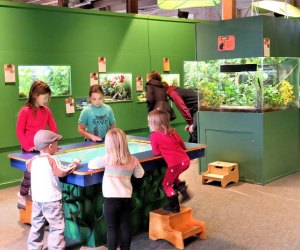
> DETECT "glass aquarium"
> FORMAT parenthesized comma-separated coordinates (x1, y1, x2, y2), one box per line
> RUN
(184, 57, 300, 112)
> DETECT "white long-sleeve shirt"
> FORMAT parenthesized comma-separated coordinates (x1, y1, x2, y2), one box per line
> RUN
(88, 155, 144, 198)
(27, 153, 75, 202)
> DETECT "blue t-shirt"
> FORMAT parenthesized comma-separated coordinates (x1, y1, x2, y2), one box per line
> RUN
(78, 104, 116, 139)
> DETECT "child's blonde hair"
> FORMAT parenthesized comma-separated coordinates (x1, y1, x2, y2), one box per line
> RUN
(148, 109, 174, 134)
(105, 128, 131, 165)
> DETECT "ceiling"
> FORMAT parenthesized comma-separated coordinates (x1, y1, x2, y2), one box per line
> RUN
(11, 0, 300, 20)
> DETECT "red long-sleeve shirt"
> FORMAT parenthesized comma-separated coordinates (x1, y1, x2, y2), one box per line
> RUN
(150, 130, 189, 168)
(16, 106, 57, 151)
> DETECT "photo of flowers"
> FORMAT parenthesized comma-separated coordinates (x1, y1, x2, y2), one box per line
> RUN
(18, 65, 71, 98)
(99, 73, 132, 102)
(161, 74, 180, 86)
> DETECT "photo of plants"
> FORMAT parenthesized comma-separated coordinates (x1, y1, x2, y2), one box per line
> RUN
(99, 73, 132, 102)
(184, 57, 299, 112)
(18, 65, 71, 98)
(137, 91, 146, 103)
(161, 74, 180, 86)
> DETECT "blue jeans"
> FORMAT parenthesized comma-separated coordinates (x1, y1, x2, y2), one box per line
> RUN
(28, 200, 65, 250)
(104, 197, 131, 250)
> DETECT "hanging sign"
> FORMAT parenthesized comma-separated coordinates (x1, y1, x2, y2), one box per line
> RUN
(218, 35, 235, 51)
(263, 38, 270, 57)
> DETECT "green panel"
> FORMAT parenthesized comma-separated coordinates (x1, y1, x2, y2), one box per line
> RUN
(196, 17, 263, 60)
(199, 110, 300, 184)
(0, 3, 196, 187)
(263, 109, 299, 182)
(199, 111, 263, 183)
(0, 151, 23, 189)
(263, 18, 300, 57)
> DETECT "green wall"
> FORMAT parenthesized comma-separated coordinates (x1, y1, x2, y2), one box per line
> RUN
(0, 2, 196, 188)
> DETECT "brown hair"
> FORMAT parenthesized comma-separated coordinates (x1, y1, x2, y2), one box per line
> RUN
(105, 128, 131, 165)
(148, 109, 174, 135)
(89, 84, 104, 97)
(25, 80, 52, 110)
(150, 71, 162, 81)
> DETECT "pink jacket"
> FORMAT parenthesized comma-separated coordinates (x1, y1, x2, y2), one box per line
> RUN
(150, 130, 189, 168)
(16, 106, 57, 151)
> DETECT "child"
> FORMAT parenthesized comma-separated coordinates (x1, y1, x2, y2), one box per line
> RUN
(78, 85, 116, 142)
(16, 80, 58, 209)
(88, 128, 144, 250)
(148, 109, 191, 213)
(27, 130, 80, 250)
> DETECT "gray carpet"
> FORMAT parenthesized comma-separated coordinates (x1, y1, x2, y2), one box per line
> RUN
(1, 161, 300, 250)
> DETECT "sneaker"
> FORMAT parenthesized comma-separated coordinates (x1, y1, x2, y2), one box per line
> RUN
(17, 192, 26, 210)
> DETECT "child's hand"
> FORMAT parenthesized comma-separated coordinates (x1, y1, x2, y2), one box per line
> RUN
(188, 124, 194, 133)
(67, 159, 81, 171)
(73, 158, 81, 168)
(90, 135, 103, 142)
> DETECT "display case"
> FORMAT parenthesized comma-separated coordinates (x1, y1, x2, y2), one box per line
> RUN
(184, 57, 300, 112)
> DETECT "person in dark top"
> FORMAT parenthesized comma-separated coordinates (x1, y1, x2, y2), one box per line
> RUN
(164, 83, 199, 143)
(145, 71, 176, 121)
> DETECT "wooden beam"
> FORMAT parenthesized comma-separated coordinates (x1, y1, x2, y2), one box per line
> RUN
(126, 0, 138, 13)
(222, 0, 236, 20)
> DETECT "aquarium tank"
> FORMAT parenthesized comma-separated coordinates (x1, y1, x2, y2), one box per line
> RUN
(184, 57, 300, 112)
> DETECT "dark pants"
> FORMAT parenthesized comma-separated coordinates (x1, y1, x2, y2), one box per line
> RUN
(104, 197, 132, 250)
(189, 112, 198, 143)
(20, 171, 31, 196)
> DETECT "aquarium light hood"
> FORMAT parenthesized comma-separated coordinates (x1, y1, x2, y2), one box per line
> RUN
(220, 64, 257, 73)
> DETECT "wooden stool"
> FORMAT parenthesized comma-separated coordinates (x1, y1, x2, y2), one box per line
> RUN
(202, 161, 239, 188)
(149, 206, 206, 249)
(19, 199, 32, 224)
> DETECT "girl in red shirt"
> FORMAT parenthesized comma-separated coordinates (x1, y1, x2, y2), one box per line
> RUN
(148, 109, 191, 213)
(16, 80, 57, 209)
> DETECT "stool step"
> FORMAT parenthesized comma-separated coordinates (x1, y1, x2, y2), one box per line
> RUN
(202, 161, 239, 188)
(149, 206, 206, 249)
(203, 173, 225, 179)
(173, 221, 205, 239)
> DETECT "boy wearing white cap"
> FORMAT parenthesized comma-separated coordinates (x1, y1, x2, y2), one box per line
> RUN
(27, 130, 80, 250)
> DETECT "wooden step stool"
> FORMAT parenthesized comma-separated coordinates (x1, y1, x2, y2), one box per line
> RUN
(19, 199, 32, 224)
(202, 161, 239, 188)
(149, 206, 206, 249)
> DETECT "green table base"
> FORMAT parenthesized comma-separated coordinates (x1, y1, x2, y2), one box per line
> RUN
(63, 167, 166, 247)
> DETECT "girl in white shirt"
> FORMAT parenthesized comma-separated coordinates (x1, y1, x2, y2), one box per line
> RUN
(88, 128, 144, 250)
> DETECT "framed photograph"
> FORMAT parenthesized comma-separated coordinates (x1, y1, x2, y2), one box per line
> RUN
(18, 65, 71, 99)
(161, 73, 180, 86)
(137, 91, 146, 103)
(75, 97, 89, 110)
(99, 73, 132, 102)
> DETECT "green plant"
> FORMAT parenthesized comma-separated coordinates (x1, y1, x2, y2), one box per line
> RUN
(137, 91, 146, 102)
(18, 66, 71, 98)
(185, 57, 298, 111)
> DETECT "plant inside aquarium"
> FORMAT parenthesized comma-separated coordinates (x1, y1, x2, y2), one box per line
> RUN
(184, 57, 299, 112)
